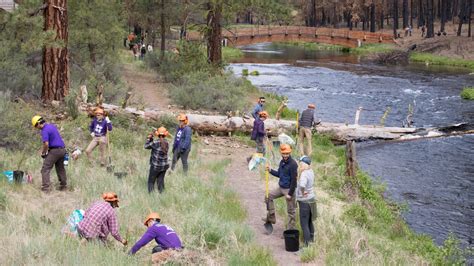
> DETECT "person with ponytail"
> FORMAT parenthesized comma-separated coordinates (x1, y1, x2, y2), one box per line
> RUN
(145, 127, 170, 193)
(297, 156, 316, 246)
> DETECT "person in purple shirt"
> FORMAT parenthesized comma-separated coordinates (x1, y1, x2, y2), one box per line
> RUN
(32, 115, 67, 192)
(85, 107, 112, 167)
(129, 212, 182, 256)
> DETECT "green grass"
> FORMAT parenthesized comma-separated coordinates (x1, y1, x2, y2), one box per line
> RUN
(349, 43, 396, 54)
(222, 47, 244, 61)
(0, 95, 274, 265)
(274, 41, 346, 51)
(460, 87, 474, 100)
(410, 52, 474, 70)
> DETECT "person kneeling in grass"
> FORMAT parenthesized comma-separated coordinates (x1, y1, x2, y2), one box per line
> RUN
(129, 212, 182, 261)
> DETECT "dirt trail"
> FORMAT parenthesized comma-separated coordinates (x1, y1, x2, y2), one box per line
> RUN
(199, 137, 314, 266)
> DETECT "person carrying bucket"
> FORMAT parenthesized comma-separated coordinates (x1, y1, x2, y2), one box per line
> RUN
(263, 144, 298, 230)
(145, 127, 170, 193)
(171, 114, 192, 174)
(85, 107, 112, 167)
(129, 212, 182, 259)
(77, 192, 128, 246)
(297, 155, 316, 246)
(298, 104, 317, 156)
(32, 115, 68, 192)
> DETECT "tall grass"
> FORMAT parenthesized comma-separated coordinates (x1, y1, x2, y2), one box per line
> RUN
(0, 96, 274, 265)
(410, 52, 474, 70)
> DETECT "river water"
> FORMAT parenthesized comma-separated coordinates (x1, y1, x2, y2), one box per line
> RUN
(230, 43, 474, 247)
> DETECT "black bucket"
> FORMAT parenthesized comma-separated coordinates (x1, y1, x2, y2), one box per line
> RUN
(283, 229, 300, 252)
(13, 170, 24, 183)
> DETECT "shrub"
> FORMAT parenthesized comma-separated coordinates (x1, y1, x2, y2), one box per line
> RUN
(169, 71, 252, 113)
(343, 203, 370, 228)
(460, 87, 474, 100)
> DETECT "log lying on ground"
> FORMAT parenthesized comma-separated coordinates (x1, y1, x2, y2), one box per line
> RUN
(78, 102, 472, 142)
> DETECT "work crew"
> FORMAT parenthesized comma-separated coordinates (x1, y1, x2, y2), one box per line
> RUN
(250, 111, 268, 155)
(32, 115, 67, 192)
(85, 107, 112, 167)
(252, 97, 266, 119)
(298, 104, 317, 156)
(77, 192, 127, 246)
(145, 127, 170, 193)
(263, 144, 298, 229)
(297, 156, 316, 246)
(129, 212, 182, 257)
(171, 114, 192, 174)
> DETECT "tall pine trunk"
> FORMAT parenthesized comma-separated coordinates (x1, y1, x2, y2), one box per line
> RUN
(309, 0, 316, 27)
(410, 0, 414, 27)
(42, 0, 69, 102)
(440, 0, 446, 32)
(403, 0, 409, 28)
(160, 0, 166, 59)
(426, 0, 435, 37)
(370, 3, 376, 32)
(393, 0, 399, 38)
(381, 0, 385, 29)
(418, 0, 424, 27)
(469, 0, 472, 37)
(206, 1, 222, 66)
(457, 0, 466, 36)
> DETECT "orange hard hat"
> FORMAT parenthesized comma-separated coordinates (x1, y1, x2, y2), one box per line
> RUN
(308, 104, 316, 109)
(144, 212, 161, 226)
(177, 114, 188, 124)
(259, 111, 269, 118)
(102, 192, 119, 203)
(155, 126, 169, 137)
(95, 107, 105, 115)
(280, 144, 292, 154)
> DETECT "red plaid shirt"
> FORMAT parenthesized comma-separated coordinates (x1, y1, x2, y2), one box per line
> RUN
(77, 201, 123, 242)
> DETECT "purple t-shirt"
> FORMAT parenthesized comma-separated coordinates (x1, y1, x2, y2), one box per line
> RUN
(130, 222, 182, 254)
(89, 118, 112, 137)
(41, 123, 65, 148)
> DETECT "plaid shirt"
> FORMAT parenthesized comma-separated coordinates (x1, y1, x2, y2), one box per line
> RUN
(77, 201, 123, 242)
(145, 138, 169, 170)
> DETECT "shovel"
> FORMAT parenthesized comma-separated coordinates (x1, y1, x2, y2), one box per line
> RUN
(106, 133, 114, 173)
(263, 163, 273, 235)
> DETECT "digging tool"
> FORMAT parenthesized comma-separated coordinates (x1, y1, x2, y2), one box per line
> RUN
(263, 162, 273, 235)
(106, 132, 114, 173)
(294, 111, 299, 152)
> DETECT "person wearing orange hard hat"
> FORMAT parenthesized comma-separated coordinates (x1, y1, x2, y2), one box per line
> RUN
(85, 107, 112, 167)
(145, 127, 170, 193)
(171, 114, 192, 174)
(77, 192, 127, 246)
(129, 212, 182, 257)
(248, 111, 269, 162)
(298, 103, 319, 156)
(263, 144, 298, 230)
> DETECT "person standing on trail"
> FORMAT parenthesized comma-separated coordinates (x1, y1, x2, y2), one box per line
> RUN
(32, 115, 67, 192)
(145, 127, 170, 193)
(252, 97, 266, 119)
(85, 107, 112, 167)
(129, 212, 182, 258)
(251, 111, 268, 156)
(77, 192, 128, 246)
(263, 144, 298, 229)
(298, 104, 318, 156)
(171, 114, 192, 174)
(297, 156, 316, 246)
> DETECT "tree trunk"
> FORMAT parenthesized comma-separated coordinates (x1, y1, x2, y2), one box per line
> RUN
(457, 0, 466, 36)
(381, 0, 385, 29)
(427, 0, 435, 37)
(309, 0, 316, 27)
(42, 0, 69, 102)
(160, 0, 166, 59)
(469, 0, 472, 37)
(370, 3, 376, 32)
(206, 1, 222, 66)
(410, 0, 414, 27)
(440, 0, 446, 32)
(322, 8, 326, 26)
(403, 0, 409, 28)
(393, 0, 399, 38)
(418, 0, 424, 27)
(446, 0, 452, 20)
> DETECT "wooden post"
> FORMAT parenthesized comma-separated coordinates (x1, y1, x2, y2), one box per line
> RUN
(354, 107, 362, 125)
(345, 140, 357, 178)
(122, 92, 132, 109)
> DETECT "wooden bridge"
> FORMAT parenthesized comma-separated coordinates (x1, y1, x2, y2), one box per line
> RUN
(187, 26, 395, 48)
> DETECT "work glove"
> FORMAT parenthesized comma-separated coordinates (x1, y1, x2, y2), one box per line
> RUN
(105, 116, 111, 124)
(90, 132, 95, 138)
(41, 153, 48, 159)
(122, 239, 128, 246)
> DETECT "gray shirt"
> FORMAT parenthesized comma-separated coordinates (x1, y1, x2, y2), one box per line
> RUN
(296, 169, 315, 202)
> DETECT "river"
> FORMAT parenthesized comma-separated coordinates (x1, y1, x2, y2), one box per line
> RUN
(229, 43, 474, 247)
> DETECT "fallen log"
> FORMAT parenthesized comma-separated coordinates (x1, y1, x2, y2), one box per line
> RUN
(77, 102, 472, 142)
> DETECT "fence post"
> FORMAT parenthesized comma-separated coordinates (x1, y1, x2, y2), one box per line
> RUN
(345, 140, 357, 178)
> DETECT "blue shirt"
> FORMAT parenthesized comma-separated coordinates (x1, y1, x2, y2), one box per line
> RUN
(252, 103, 264, 119)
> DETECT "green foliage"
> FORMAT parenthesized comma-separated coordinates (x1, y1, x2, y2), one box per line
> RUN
(228, 244, 275, 266)
(65, 91, 79, 120)
(410, 52, 474, 70)
(222, 47, 243, 61)
(460, 87, 474, 100)
(343, 203, 370, 228)
(263, 93, 298, 120)
(169, 71, 253, 113)
(274, 41, 346, 51)
(350, 44, 396, 54)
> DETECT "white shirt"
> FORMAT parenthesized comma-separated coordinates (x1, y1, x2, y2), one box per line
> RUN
(296, 169, 315, 202)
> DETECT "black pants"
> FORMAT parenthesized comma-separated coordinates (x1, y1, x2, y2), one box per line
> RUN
(148, 166, 169, 193)
(298, 201, 315, 246)
(171, 148, 190, 174)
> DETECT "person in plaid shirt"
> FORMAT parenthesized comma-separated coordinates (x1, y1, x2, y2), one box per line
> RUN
(145, 127, 170, 193)
(77, 192, 127, 246)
